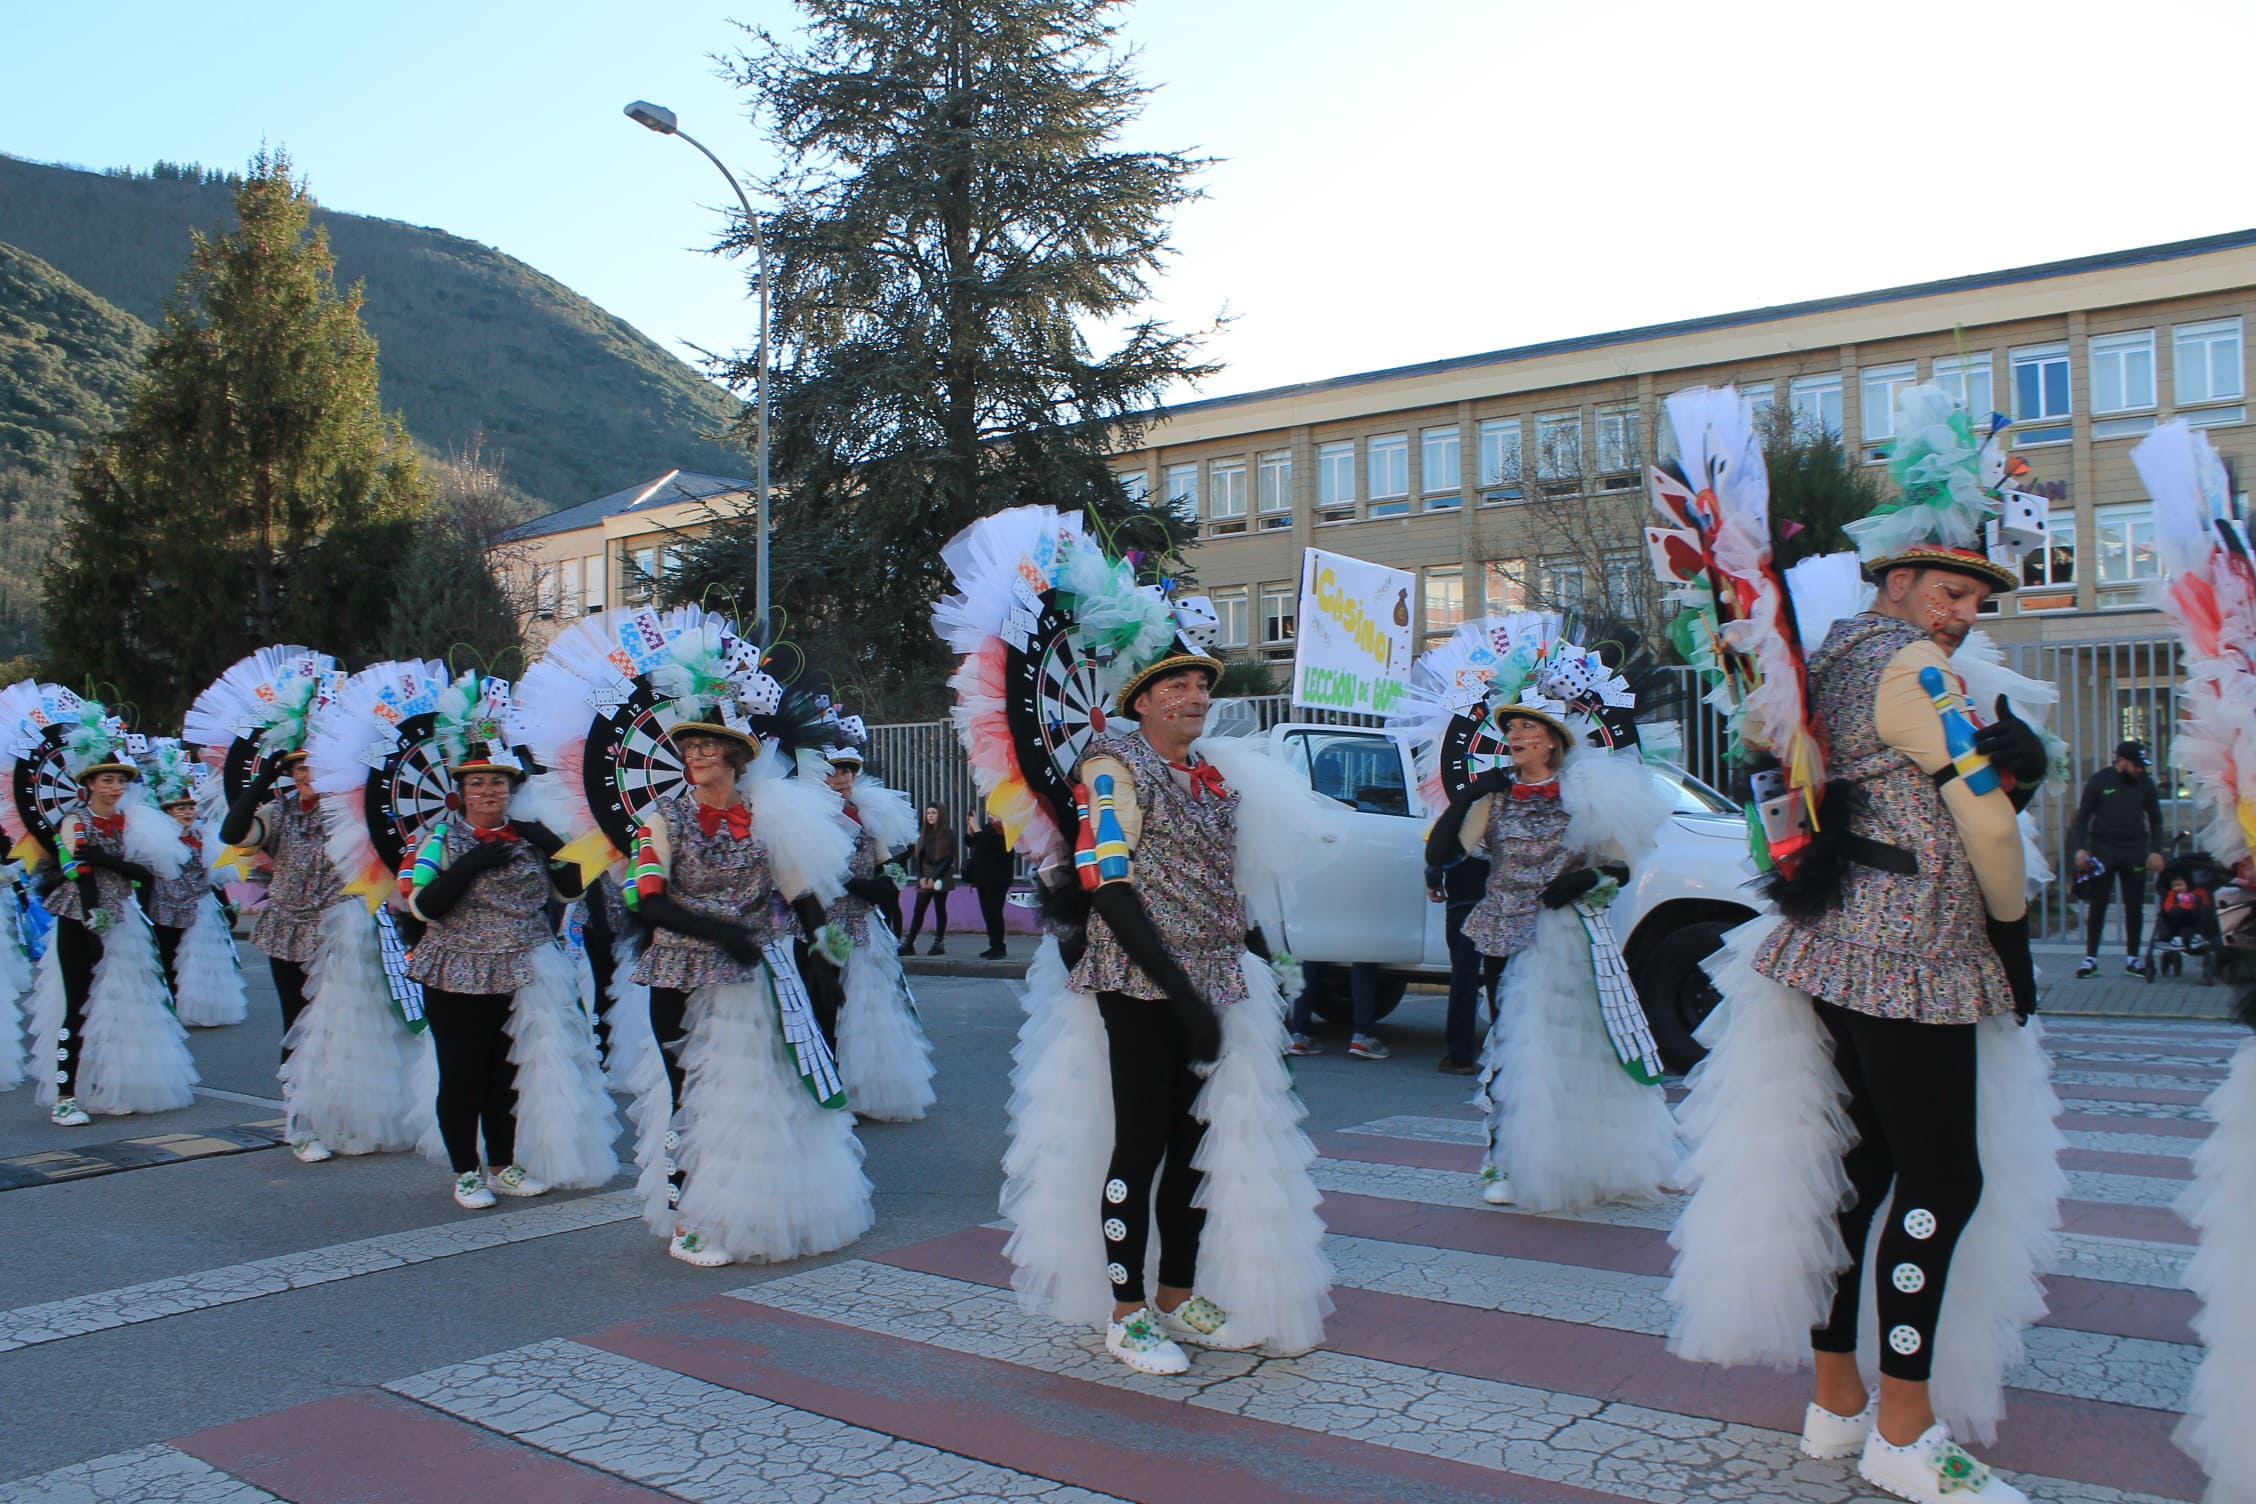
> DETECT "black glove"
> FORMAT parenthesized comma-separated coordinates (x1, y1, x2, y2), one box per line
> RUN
(1972, 695, 2048, 787)
(843, 874, 898, 907)
(410, 839, 516, 920)
(219, 770, 280, 845)
(1539, 866, 1603, 909)
(1986, 913, 2037, 1024)
(1088, 881, 1220, 1063)
(1424, 772, 1509, 871)
(76, 846, 157, 888)
(1243, 924, 1274, 963)
(633, 892, 763, 967)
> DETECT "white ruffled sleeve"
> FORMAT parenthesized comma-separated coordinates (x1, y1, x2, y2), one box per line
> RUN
(745, 752, 852, 904)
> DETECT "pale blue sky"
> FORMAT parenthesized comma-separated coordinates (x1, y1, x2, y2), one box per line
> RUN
(5, 0, 2253, 401)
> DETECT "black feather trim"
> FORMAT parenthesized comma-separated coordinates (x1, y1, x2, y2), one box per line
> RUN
(1761, 778, 1870, 922)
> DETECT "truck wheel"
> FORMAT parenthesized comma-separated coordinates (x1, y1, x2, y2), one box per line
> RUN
(1307, 972, 1408, 1025)
(1634, 920, 1731, 1073)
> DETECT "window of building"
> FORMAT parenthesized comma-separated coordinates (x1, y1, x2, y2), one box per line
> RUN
(1600, 547, 1642, 617)
(582, 554, 607, 613)
(1478, 418, 1523, 501)
(2018, 516, 2075, 612)
(1534, 412, 1582, 486)
(1257, 450, 1293, 529)
(559, 556, 583, 617)
(2090, 330, 2156, 415)
(1367, 433, 1409, 517)
(1211, 589, 1250, 649)
(2011, 342, 2072, 444)
(1482, 559, 1528, 613)
(1260, 583, 1297, 644)
(1595, 405, 1641, 484)
(1209, 459, 1247, 532)
(627, 547, 657, 603)
(1317, 441, 1356, 523)
(1740, 382, 1776, 429)
(1424, 566, 1464, 639)
(1537, 557, 1587, 609)
(2175, 317, 2245, 406)
(532, 564, 557, 620)
(1165, 463, 1200, 524)
(2093, 503, 2161, 600)
(1422, 425, 1461, 508)
(1789, 373, 1843, 439)
(1930, 353, 1994, 417)
(1114, 468, 1150, 503)
(1861, 362, 1917, 449)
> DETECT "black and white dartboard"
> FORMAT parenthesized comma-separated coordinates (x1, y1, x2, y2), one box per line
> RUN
(10, 724, 83, 855)
(1439, 709, 1514, 805)
(359, 712, 455, 873)
(1003, 590, 1114, 850)
(217, 733, 293, 808)
(582, 681, 689, 855)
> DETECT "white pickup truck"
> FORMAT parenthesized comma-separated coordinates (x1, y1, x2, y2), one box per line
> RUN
(1240, 718, 1762, 1070)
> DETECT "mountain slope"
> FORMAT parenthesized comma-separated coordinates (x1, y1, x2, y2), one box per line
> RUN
(0, 153, 747, 515)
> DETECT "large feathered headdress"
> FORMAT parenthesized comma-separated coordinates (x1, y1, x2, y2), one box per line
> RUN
(1848, 384, 2030, 591)
(183, 646, 344, 801)
(1, 683, 142, 861)
(305, 658, 455, 908)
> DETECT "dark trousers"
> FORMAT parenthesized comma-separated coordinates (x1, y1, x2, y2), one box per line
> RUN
(582, 897, 617, 1068)
(422, 988, 519, 1174)
(2084, 863, 2149, 957)
(1095, 990, 1208, 1304)
(1811, 1001, 1983, 1382)
(976, 880, 1011, 951)
(55, 918, 103, 1097)
(268, 955, 313, 1066)
(154, 923, 184, 998)
(904, 885, 948, 943)
(1289, 960, 1382, 1036)
(1444, 902, 1505, 1064)
(649, 985, 692, 1202)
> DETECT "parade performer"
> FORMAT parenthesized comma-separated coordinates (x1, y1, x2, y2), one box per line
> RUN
(817, 739, 935, 1121)
(397, 671, 617, 1209)
(1396, 612, 1682, 1212)
(936, 505, 1330, 1376)
(1655, 384, 2062, 1504)
(2133, 420, 2256, 1504)
(140, 739, 249, 1028)
(514, 604, 866, 1268)
(0, 863, 34, 1091)
(2, 686, 196, 1126)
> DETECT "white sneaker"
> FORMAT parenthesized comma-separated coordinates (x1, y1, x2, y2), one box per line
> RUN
(453, 1171, 496, 1210)
(1859, 1422, 2026, 1503)
(1156, 1294, 1257, 1351)
(1479, 1164, 1514, 1205)
(1105, 1307, 1190, 1374)
(290, 1135, 333, 1164)
(49, 1097, 91, 1127)
(1800, 1391, 1876, 1459)
(669, 1230, 732, 1267)
(488, 1164, 550, 1198)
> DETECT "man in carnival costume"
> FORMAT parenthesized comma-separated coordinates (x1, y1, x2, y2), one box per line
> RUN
(1658, 385, 2061, 1504)
(935, 505, 1330, 1377)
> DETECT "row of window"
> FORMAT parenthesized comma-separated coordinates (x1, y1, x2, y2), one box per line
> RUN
(521, 544, 680, 620)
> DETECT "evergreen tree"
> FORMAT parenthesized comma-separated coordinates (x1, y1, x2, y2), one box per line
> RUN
(42, 150, 431, 722)
(383, 444, 535, 676)
(672, 0, 1216, 717)
(1759, 405, 1885, 570)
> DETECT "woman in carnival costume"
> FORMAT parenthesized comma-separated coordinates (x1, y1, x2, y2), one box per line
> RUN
(814, 736, 935, 1121)
(140, 738, 249, 1029)
(935, 504, 1331, 1376)
(0, 862, 36, 1090)
(1652, 384, 2063, 1504)
(1395, 613, 1682, 1213)
(2133, 421, 2256, 1504)
(514, 604, 866, 1268)
(2, 687, 197, 1127)
(396, 671, 617, 1210)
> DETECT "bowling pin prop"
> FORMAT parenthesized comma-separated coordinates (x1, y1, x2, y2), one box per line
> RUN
(1918, 667, 2000, 796)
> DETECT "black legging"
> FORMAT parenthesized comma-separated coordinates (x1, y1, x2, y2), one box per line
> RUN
(154, 924, 184, 998)
(904, 886, 948, 944)
(1811, 1000, 1984, 1382)
(268, 955, 314, 1066)
(582, 896, 617, 1068)
(2084, 863, 2149, 958)
(1095, 990, 1208, 1305)
(975, 880, 1010, 951)
(422, 988, 519, 1174)
(54, 918, 103, 1097)
(649, 985, 692, 1202)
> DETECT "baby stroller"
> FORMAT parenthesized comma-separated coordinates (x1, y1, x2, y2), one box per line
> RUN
(2146, 849, 2242, 984)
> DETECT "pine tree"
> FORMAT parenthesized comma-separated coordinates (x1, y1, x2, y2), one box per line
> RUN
(383, 444, 535, 676)
(671, 0, 1216, 717)
(42, 150, 432, 722)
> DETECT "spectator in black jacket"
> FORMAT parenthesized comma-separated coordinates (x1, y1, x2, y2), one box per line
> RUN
(2071, 740, 2167, 977)
(1428, 851, 1500, 1075)
(962, 814, 1014, 960)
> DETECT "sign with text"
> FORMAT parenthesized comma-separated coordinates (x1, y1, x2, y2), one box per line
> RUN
(1291, 548, 1415, 715)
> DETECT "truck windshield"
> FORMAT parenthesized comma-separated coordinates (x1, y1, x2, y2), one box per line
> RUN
(1284, 730, 1411, 816)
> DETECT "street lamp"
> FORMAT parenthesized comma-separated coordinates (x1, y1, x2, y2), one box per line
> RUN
(624, 100, 773, 637)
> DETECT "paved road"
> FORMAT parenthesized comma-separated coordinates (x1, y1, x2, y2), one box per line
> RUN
(0, 957, 2237, 1502)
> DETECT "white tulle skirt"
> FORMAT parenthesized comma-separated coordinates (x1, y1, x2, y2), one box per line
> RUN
(839, 919, 935, 1122)
(27, 907, 199, 1115)
(1478, 906, 1680, 1212)
(601, 930, 662, 1100)
(0, 892, 32, 1089)
(999, 937, 1332, 1353)
(26, 941, 63, 1102)
(504, 945, 621, 1188)
(2178, 1036, 2256, 1503)
(1664, 914, 2065, 1445)
(280, 902, 435, 1154)
(633, 964, 873, 1262)
(172, 894, 249, 1028)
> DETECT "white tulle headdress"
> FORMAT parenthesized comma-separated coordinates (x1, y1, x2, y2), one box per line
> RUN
(139, 737, 210, 810)
(1846, 383, 2027, 592)
(0, 683, 141, 864)
(183, 646, 343, 801)
(303, 658, 456, 908)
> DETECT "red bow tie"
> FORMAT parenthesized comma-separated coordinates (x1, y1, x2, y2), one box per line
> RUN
(1509, 781, 1559, 801)
(467, 823, 518, 844)
(1169, 759, 1229, 803)
(299, 796, 320, 815)
(696, 802, 753, 839)
(89, 813, 125, 838)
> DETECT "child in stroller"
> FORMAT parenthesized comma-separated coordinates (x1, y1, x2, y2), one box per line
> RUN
(2154, 874, 2216, 976)
(2149, 853, 2254, 983)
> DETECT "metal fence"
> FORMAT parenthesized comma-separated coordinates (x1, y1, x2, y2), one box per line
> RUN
(865, 632, 2203, 940)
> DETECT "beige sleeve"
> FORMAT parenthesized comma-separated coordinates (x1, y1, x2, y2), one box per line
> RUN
(1874, 640, 2027, 921)
(1078, 755, 1143, 853)
(56, 812, 83, 854)
(1459, 794, 1495, 859)
(242, 798, 280, 850)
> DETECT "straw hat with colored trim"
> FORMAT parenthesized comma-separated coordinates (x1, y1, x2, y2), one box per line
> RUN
(1849, 384, 2028, 594)
(1114, 646, 1226, 722)
(63, 710, 143, 784)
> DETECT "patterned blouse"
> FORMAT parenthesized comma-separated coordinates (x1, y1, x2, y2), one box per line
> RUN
(829, 816, 884, 948)
(44, 813, 138, 925)
(405, 822, 557, 995)
(1459, 787, 1575, 960)
(250, 796, 345, 966)
(1070, 731, 1249, 1010)
(630, 790, 778, 993)
(149, 827, 210, 930)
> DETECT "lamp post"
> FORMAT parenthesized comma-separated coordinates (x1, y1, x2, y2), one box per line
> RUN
(623, 100, 772, 636)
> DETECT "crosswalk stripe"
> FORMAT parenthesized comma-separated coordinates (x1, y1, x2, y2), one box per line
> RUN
(0, 1441, 285, 1502)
